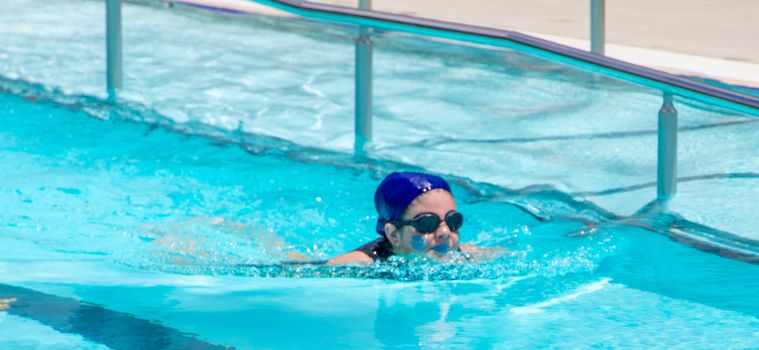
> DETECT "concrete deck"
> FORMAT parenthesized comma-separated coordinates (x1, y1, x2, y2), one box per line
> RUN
(176, 0, 759, 87)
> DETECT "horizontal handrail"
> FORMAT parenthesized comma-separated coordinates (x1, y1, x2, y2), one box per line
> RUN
(246, 0, 759, 116)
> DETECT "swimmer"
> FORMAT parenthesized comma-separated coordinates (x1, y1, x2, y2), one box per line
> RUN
(327, 171, 482, 265)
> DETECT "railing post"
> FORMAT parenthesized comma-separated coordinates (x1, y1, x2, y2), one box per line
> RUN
(354, 0, 373, 153)
(106, 0, 123, 100)
(657, 92, 678, 200)
(590, 0, 605, 55)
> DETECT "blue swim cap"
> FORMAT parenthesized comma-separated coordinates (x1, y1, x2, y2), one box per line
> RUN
(374, 172, 452, 235)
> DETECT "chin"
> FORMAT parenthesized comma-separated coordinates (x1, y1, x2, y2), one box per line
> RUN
(426, 248, 454, 259)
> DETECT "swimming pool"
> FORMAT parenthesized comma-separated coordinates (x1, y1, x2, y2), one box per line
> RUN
(1, 0, 758, 348)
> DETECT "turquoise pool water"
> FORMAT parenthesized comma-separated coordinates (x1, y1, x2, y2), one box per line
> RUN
(3, 0, 759, 240)
(1, 0, 759, 348)
(2, 79, 758, 349)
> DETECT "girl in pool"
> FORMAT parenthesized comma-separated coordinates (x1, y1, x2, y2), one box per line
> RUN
(327, 171, 480, 265)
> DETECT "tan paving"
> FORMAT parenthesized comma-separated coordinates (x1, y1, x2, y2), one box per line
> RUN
(316, 0, 759, 64)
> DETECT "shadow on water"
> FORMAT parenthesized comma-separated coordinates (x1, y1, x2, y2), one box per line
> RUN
(590, 199, 759, 317)
(0, 284, 233, 349)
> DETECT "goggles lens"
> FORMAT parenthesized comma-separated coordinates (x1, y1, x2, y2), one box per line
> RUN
(395, 211, 463, 234)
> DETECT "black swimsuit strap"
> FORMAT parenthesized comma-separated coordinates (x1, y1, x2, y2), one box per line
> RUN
(354, 237, 470, 262)
(354, 237, 394, 262)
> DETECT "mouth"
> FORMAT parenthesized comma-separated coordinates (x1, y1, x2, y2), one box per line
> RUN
(430, 244, 451, 254)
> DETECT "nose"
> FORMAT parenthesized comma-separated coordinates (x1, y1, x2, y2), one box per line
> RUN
(434, 221, 451, 241)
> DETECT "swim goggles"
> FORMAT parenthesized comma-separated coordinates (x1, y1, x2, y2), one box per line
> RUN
(393, 211, 464, 234)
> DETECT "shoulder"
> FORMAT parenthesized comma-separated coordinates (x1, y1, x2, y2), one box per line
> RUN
(459, 243, 481, 253)
(459, 243, 510, 261)
(327, 237, 394, 265)
(326, 250, 374, 265)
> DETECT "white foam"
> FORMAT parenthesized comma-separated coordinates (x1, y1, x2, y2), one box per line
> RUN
(496, 274, 535, 292)
(511, 278, 611, 315)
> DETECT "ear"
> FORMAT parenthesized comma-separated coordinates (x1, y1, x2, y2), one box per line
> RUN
(384, 222, 400, 245)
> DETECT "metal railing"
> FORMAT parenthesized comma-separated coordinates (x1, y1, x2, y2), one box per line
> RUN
(354, 0, 372, 153)
(105, 0, 759, 202)
(591, 0, 605, 55)
(106, 0, 123, 100)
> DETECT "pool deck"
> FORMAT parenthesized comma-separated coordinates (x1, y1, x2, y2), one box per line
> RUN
(175, 0, 759, 88)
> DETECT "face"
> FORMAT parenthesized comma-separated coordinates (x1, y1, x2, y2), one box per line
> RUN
(384, 189, 460, 259)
